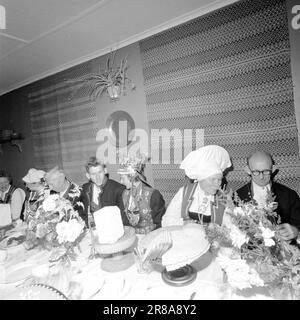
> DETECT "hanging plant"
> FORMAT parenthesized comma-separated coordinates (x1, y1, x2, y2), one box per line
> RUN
(67, 52, 135, 101)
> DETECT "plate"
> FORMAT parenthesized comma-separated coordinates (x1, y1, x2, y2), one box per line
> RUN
(0, 233, 25, 249)
(92, 277, 131, 300)
(4, 284, 67, 300)
(162, 265, 197, 287)
(71, 260, 105, 300)
(1, 261, 37, 285)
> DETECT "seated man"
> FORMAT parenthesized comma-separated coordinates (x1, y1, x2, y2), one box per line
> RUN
(44, 167, 83, 213)
(0, 170, 25, 222)
(236, 150, 300, 242)
(118, 154, 166, 234)
(80, 157, 126, 227)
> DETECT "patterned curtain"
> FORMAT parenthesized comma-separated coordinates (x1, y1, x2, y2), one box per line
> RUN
(139, 0, 300, 204)
(28, 62, 99, 184)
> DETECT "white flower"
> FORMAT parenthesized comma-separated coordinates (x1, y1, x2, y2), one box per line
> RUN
(220, 247, 241, 260)
(216, 255, 251, 290)
(259, 223, 275, 247)
(127, 165, 136, 175)
(56, 221, 68, 243)
(249, 268, 264, 287)
(42, 194, 59, 212)
(76, 201, 84, 208)
(56, 219, 84, 244)
(233, 207, 246, 216)
(264, 238, 275, 247)
(229, 224, 248, 249)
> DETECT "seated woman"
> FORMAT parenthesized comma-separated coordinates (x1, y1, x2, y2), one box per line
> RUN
(22, 168, 49, 223)
(118, 155, 166, 234)
(162, 145, 232, 227)
(0, 170, 26, 225)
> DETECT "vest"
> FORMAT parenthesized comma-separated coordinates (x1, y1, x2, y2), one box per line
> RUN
(123, 184, 156, 234)
(180, 179, 226, 225)
(0, 185, 17, 204)
(0, 185, 26, 221)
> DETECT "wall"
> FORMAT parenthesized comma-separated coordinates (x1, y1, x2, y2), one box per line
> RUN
(287, 0, 300, 148)
(0, 86, 35, 189)
(0, 41, 153, 189)
(93, 43, 153, 185)
(139, 0, 300, 203)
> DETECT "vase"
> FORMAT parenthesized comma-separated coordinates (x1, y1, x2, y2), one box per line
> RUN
(218, 270, 236, 299)
(46, 260, 75, 296)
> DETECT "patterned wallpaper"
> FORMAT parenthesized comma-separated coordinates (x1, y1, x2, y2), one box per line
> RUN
(28, 61, 99, 184)
(139, 0, 300, 204)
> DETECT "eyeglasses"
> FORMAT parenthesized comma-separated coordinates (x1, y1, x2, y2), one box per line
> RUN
(250, 170, 272, 176)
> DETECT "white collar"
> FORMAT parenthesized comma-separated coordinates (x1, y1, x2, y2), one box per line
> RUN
(252, 181, 270, 193)
(93, 183, 102, 192)
(0, 185, 11, 200)
(252, 181, 271, 206)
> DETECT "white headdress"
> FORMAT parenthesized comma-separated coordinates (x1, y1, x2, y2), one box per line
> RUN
(22, 168, 45, 183)
(180, 145, 231, 181)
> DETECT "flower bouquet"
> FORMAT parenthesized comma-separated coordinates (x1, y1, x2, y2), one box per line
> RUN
(205, 192, 300, 299)
(24, 194, 86, 263)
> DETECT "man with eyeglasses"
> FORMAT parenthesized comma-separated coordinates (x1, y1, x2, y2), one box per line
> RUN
(236, 150, 300, 243)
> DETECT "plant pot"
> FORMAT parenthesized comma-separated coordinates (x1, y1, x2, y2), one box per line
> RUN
(107, 85, 121, 101)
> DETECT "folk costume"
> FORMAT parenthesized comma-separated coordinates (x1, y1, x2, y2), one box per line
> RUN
(118, 155, 166, 234)
(22, 168, 49, 223)
(162, 145, 232, 227)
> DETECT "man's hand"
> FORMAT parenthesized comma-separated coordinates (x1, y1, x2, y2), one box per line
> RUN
(278, 223, 299, 241)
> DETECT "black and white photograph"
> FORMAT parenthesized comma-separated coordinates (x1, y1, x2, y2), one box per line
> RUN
(0, 0, 300, 303)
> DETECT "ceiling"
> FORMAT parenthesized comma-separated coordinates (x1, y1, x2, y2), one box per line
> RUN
(0, 0, 238, 96)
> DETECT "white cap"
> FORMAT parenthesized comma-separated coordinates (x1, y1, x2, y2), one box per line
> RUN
(180, 145, 231, 181)
(23, 168, 45, 183)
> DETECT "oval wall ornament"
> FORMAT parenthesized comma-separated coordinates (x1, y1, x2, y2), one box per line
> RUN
(105, 110, 135, 147)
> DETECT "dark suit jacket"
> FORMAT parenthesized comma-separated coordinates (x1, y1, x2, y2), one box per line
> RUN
(236, 182, 300, 230)
(80, 179, 127, 226)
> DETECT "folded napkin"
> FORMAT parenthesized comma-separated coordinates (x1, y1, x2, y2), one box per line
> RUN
(70, 260, 105, 300)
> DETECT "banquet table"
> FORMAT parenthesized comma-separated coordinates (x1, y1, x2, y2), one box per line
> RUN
(0, 228, 272, 300)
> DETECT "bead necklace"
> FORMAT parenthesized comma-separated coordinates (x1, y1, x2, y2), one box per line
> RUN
(197, 184, 211, 224)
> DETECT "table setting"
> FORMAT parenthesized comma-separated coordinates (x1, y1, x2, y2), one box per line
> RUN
(1, 195, 299, 300)
(0, 212, 227, 300)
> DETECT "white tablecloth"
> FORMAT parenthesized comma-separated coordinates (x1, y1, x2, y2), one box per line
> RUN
(0, 231, 270, 300)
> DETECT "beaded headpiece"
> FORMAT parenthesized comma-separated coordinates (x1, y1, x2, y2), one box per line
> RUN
(117, 153, 149, 176)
